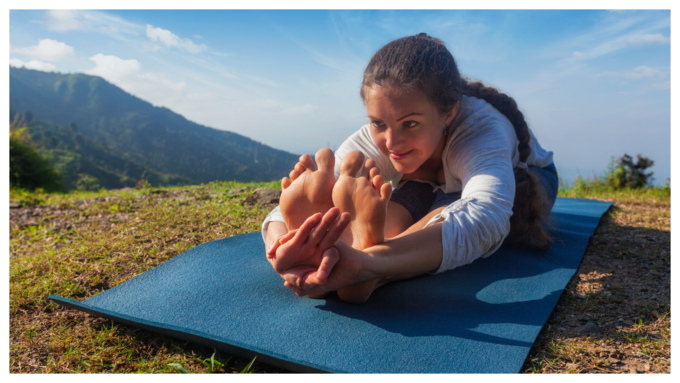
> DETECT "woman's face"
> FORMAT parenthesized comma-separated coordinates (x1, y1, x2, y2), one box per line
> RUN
(364, 84, 457, 174)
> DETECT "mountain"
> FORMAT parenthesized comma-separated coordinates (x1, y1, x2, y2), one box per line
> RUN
(11, 110, 192, 190)
(9, 67, 299, 184)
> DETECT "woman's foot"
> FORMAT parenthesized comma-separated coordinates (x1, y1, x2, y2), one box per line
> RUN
(279, 148, 336, 231)
(332, 151, 392, 305)
(332, 151, 392, 250)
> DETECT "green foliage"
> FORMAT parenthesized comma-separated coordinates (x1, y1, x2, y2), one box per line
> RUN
(10, 111, 193, 191)
(10, 188, 47, 207)
(75, 173, 101, 192)
(608, 154, 654, 188)
(560, 154, 662, 196)
(9, 126, 64, 192)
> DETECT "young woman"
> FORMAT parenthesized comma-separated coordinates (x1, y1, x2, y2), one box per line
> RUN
(262, 33, 557, 304)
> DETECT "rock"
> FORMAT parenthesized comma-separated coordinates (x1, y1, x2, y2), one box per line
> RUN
(623, 319, 634, 326)
(578, 321, 602, 336)
(228, 189, 244, 194)
(577, 294, 586, 299)
(10, 202, 20, 209)
(608, 357, 621, 364)
(245, 188, 281, 205)
(628, 366, 637, 374)
(650, 310, 660, 319)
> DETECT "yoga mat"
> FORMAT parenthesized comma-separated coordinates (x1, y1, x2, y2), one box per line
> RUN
(50, 197, 612, 373)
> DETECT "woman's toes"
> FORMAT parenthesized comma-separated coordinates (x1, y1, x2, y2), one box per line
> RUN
(315, 148, 335, 172)
(289, 169, 301, 181)
(339, 150, 365, 177)
(299, 153, 316, 171)
(371, 174, 384, 189)
(282, 177, 292, 190)
(379, 182, 393, 201)
(369, 166, 380, 179)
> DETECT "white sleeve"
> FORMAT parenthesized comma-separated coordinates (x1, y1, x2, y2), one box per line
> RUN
(425, 123, 516, 274)
(261, 205, 285, 243)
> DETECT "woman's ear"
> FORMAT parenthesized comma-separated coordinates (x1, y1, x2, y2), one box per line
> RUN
(445, 101, 460, 126)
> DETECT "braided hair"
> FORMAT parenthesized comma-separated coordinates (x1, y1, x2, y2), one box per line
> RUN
(361, 33, 551, 249)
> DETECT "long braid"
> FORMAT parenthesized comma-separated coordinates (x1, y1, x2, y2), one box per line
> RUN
(462, 80, 552, 249)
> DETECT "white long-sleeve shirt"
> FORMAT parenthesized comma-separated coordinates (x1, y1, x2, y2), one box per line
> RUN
(262, 95, 553, 273)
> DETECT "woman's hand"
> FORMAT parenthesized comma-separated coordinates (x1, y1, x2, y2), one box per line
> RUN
(283, 239, 371, 297)
(267, 207, 350, 288)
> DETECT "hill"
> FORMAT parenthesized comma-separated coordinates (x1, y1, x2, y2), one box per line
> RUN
(9, 67, 299, 184)
(11, 111, 192, 190)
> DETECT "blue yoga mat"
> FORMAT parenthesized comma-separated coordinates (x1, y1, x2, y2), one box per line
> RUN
(50, 197, 612, 373)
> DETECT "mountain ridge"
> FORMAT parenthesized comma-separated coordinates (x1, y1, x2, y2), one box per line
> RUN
(9, 66, 299, 184)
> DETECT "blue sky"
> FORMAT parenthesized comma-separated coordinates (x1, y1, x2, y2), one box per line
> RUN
(9, 9, 671, 185)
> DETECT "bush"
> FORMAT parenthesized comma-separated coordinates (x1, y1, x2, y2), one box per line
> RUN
(608, 154, 654, 188)
(75, 173, 101, 191)
(561, 154, 659, 194)
(9, 126, 64, 192)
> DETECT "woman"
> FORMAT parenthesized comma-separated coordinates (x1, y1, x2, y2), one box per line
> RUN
(262, 33, 558, 304)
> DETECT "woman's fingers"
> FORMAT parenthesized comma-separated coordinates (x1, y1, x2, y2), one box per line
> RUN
(284, 281, 305, 297)
(292, 213, 323, 244)
(311, 246, 339, 286)
(267, 230, 297, 257)
(318, 212, 351, 250)
(308, 208, 340, 245)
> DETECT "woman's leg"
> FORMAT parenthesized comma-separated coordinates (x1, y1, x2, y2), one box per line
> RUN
(384, 181, 437, 239)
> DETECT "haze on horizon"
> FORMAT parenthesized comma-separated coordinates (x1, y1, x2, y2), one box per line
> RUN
(9, 10, 671, 185)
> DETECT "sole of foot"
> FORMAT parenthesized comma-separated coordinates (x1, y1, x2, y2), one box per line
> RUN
(332, 150, 392, 251)
(279, 148, 336, 231)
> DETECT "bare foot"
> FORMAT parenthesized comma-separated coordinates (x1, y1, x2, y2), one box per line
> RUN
(279, 148, 336, 231)
(332, 151, 392, 305)
(332, 151, 392, 250)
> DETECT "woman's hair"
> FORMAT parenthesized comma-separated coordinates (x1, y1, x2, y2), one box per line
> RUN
(361, 33, 552, 250)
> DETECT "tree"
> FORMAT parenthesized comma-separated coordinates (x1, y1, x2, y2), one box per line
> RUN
(9, 126, 64, 192)
(608, 154, 655, 188)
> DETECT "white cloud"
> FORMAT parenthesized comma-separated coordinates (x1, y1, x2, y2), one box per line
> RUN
(86, 54, 141, 80)
(625, 33, 670, 45)
(12, 39, 75, 61)
(46, 10, 82, 31)
(193, 34, 203, 39)
(572, 33, 670, 60)
(146, 24, 206, 54)
(85, 54, 186, 106)
(282, 104, 318, 116)
(46, 10, 141, 36)
(10, 58, 57, 72)
(598, 66, 668, 81)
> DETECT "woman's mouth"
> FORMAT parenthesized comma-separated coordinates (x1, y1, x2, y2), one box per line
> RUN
(389, 150, 413, 160)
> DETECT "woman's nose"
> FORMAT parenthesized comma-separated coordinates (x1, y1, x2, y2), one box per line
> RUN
(385, 128, 402, 150)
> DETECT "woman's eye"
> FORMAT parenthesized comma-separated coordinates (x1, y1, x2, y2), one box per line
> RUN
(403, 121, 418, 128)
(372, 121, 385, 128)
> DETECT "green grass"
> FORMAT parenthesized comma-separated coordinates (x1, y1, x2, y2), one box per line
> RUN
(10, 177, 670, 373)
(10, 181, 284, 373)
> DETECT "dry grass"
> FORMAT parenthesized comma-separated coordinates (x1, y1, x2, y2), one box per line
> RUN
(10, 184, 670, 373)
(521, 189, 670, 374)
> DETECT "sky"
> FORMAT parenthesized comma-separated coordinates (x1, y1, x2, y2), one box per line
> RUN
(8, 9, 671, 185)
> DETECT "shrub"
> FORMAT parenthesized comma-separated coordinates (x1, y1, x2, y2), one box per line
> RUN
(9, 126, 64, 192)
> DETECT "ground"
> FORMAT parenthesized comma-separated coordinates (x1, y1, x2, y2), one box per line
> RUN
(9, 184, 670, 373)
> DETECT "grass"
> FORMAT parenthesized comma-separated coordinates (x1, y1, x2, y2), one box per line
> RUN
(9, 176, 670, 373)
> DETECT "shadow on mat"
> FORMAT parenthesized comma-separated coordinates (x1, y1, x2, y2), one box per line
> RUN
(312, 213, 596, 347)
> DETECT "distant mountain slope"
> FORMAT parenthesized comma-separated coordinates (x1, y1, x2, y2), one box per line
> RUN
(11, 110, 192, 190)
(9, 67, 299, 183)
